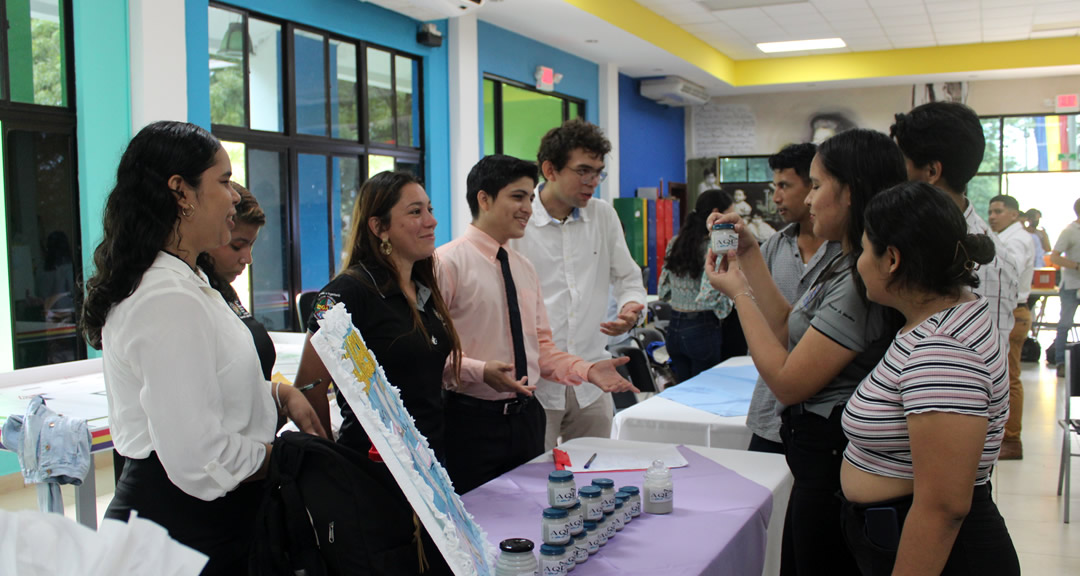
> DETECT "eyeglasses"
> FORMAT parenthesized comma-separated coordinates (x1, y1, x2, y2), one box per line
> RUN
(570, 166, 608, 185)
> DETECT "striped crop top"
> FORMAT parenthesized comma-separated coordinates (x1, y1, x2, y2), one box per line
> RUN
(841, 295, 1009, 485)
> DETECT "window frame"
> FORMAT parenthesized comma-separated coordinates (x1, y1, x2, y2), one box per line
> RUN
(209, 2, 425, 330)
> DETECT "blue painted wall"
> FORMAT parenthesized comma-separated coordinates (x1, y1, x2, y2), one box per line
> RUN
(477, 21, 599, 159)
(184, 0, 452, 244)
(618, 74, 685, 198)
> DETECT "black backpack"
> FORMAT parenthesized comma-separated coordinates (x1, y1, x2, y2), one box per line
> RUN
(1021, 337, 1041, 362)
(250, 431, 440, 575)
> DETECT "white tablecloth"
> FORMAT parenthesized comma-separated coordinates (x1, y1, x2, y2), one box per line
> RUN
(612, 356, 755, 450)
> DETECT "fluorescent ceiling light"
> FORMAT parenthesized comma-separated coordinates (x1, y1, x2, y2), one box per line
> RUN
(699, 0, 807, 9)
(756, 38, 846, 53)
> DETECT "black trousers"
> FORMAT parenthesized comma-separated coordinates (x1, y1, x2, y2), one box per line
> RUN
(105, 452, 263, 576)
(780, 404, 861, 576)
(840, 483, 1020, 575)
(748, 433, 786, 454)
(444, 393, 545, 494)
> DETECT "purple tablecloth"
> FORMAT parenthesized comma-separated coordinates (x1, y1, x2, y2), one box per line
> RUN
(462, 446, 773, 575)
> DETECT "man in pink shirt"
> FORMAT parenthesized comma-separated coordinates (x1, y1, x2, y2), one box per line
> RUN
(437, 155, 635, 493)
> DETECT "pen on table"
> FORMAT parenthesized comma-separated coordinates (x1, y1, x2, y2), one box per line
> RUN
(296, 378, 323, 392)
(583, 453, 598, 470)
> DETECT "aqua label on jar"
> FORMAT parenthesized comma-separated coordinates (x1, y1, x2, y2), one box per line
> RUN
(566, 502, 584, 536)
(542, 508, 571, 545)
(583, 521, 600, 555)
(711, 223, 738, 254)
(547, 470, 577, 509)
(572, 533, 589, 564)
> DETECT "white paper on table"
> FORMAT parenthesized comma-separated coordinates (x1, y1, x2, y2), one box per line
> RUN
(559, 442, 688, 473)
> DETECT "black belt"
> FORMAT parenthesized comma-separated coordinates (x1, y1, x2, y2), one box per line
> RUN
(448, 392, 534, 415)
(787, 403, 807, 417)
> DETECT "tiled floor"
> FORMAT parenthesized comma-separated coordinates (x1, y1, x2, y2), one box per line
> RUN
(2, 355, 1079, 573)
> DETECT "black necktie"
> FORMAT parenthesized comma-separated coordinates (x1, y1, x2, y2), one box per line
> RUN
(496, 247, 528, 383)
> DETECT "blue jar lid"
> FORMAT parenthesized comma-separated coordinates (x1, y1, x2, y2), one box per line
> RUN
(614, 502, 623, 509)
(618, 486, 639, 495)
(540, 544, 566, 556)
(712, 223, 735, 230)
(543, 507, 569, 519)
(579, 485, 601, 497)
(569, 501, 581, 510)
(614, 491, 629, 500)
(603, 510, 613, 516)
(591, 478, 615, 488)
(583, 520, 597, 531)
(499, 538, 535, 553)
(574, 531, 587, 541)
(548, 470, 574, 482)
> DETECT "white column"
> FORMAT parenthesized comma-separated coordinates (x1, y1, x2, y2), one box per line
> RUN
(129, 0, 188, 133)
(598, 63, 620, 202)
(448, 15, 480, 240)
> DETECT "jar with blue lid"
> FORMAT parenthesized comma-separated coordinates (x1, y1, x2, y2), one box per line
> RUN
(547, 470, 577, 508)
(495, 538, 538, 576)
(591, 478, 616, 513)
(602, 510, 616, 539)
(539, 544, 568, 576)
(596, 514, 609, 546)
(567, 501, 584, 536)
(542, 507, 571, 545)
(711, 222, 738, 254)
(613, 502, 626, 531)
(618, 486, 641, 517)
(615, 492, 632, 525)
(582, 520, 600, 555)
(571, 532, 589, 565)
(578, 485, 604, 522)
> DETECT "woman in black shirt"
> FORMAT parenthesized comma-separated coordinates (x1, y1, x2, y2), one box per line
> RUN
(198, 182, 275, 379)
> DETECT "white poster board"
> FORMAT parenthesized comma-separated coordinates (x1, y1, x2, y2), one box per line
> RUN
(310, 303, 497, 576)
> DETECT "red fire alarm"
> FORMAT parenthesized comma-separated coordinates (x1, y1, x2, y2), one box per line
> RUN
(1056, 94, 1079, 113)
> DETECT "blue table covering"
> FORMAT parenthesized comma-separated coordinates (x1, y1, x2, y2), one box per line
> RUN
(657, 364, 758, 417)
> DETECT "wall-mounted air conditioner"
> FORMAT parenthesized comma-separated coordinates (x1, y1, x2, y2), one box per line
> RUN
(640, 76, 709, 107)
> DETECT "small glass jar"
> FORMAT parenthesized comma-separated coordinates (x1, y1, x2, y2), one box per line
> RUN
(582, 521, 600, 555)
(618, 486, 642, 517)
(539, 544, 568, 576)
(571, 532, 589, 565)
(614, 492, 632, 525)
(566, 502, 584, 536)
(495, 538, 538, 576)
(547, 470, 577, 509)
(711, 222, 738, 255)
(643, 460, 674, 514)
(596, 515, 609, 546)
(602, 510, 617, 539)
(578, 485, 604, 522)
(613, 502, 626, 531)
(591, 478, 616, 513)
(542, 507, 571, 545)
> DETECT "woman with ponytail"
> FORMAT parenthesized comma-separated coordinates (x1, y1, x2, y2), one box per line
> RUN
(81, 121, 323, 575)
(840, 181, 1020, 575)
(657, 189, 735, 381)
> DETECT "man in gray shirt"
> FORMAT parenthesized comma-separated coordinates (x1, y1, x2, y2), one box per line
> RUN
(746, 143, 841, 453)
(1049, 198, 1080, 377)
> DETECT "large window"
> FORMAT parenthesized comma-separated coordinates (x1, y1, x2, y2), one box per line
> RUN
(483, 75, 584, 161)
(1, 0, 79, 369)
(210, 4, 423, 331)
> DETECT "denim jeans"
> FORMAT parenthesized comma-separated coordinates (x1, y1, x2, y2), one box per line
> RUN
(1053, 286, 1080, 366)
(666, 310, 724, 382)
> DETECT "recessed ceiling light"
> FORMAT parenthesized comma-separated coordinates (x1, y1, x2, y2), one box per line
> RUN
(756, 38, 846, 53)
(585, 39, 598, 43)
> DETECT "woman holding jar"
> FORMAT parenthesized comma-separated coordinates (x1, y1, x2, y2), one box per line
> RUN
(840, 181, 1020, 575)
(705, 129, 906, 574)
(81, 121, 324, 575)
(656, 189, 735, 382)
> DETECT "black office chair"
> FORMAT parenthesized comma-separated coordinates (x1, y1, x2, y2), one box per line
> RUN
(296, 290, 319, 331)
(610, 345, 655, 410)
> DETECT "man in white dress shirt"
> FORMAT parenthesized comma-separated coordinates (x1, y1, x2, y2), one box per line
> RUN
(512, 118, 646, 450)
(989, 194, 1035, 460)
